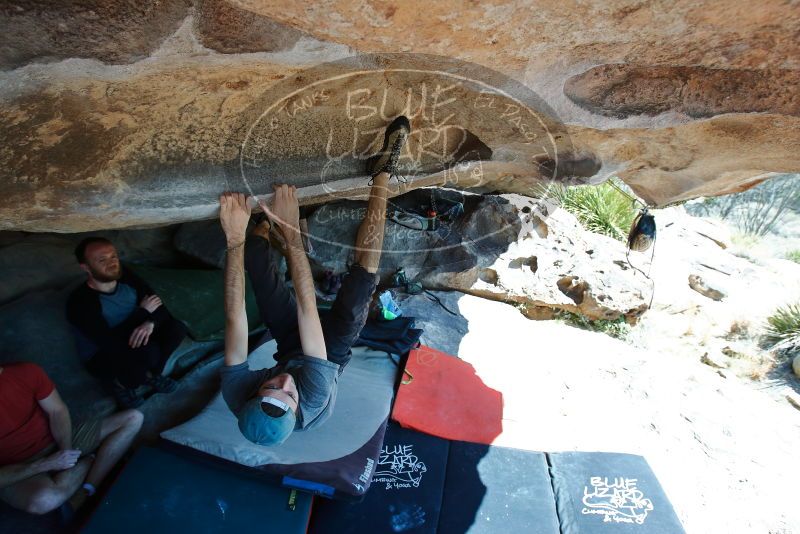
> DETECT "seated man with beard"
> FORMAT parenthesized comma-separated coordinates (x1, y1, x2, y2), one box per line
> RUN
(66, 238, 188, 409)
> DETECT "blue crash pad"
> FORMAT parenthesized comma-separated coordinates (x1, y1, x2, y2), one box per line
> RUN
(82, 446, 312, 534)
(439, 441, 560, 534)
(549, 452, 685, 534)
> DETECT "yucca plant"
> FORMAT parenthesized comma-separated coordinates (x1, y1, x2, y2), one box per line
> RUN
(764, 302, 800, 352)
(548, 181, 638, 242)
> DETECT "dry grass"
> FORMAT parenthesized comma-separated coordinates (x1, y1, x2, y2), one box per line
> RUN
(727, 319, 751, 340)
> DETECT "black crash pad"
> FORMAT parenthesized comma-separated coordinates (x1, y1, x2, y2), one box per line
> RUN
(309, 422, 450, 534)
(82, 447, 312, 534)
(307, 427, 685, 534)
(548, 452, 685, 534)
(308, 424, 561, 534)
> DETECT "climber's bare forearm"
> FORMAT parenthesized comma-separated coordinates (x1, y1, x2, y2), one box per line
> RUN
(224, 244, 248, 366)
(285, 235, 326, 360)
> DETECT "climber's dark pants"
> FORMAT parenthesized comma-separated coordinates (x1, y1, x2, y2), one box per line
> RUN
(244, 235, 378, 369)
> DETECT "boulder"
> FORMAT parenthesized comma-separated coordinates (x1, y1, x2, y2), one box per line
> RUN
(0, 241, 83, 305)
(174, 219, 228, 269)
(0, 285, 113, 420)
(308, 190, 649, 322)
(462, 195, 650, 322)
(0, 226, 180, 305)
(306, 189, 519, 286)
(793, 354, 800, 379)
(1, 1, 799, 231)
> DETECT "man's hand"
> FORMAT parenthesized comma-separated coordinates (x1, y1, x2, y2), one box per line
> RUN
(37, 449, 81, 472)
(139, 295, 162, 313)
(258, 184, 301, 246)
(219, 192, 251, 247)
(129, 321, 154, 348)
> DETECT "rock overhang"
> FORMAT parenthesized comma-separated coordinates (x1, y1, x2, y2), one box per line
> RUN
(0, 0, 798, 232)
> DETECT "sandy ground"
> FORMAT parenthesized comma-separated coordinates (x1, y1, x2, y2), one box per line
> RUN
(427, 293, 799, 534)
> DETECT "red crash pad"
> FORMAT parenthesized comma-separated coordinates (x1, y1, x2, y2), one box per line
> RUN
(391, 345, 503, 445)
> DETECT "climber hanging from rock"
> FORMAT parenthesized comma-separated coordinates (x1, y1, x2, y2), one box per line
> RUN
(217, 116, 411, 445)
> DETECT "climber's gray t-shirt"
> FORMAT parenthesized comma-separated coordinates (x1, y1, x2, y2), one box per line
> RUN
(220, 356, 340, 431)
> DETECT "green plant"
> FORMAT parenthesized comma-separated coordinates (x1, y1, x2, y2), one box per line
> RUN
(728, 231, 762, 262)
(554, 310, 631, 340)
(731, 230, 760, 250)
(548, 180, 638, 242)
(785, 249, 800, 264)
(764, 302, 800, 352)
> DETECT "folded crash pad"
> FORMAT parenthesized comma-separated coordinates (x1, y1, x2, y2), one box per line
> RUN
(308, 422, 450, 534)
(391, 345, 503, 445)
(439, 441, 560, 534)
(548, 452, 685, 533)
(82, 446, 312, 534)
(128, 265, 261, 341)
(160, 341, 396, 499)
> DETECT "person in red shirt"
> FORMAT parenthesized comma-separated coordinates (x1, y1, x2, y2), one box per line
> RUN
(0, 362, 143, 515)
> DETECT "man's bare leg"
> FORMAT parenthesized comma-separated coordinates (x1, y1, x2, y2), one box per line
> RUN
(354, 172, 390, 274)
(83, 410, 142, 488)
(0, 457, 92, 514)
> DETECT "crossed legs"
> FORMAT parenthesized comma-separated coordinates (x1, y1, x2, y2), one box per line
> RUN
(0, 410, 142, 515)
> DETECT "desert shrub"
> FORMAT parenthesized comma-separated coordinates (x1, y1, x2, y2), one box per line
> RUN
(686, 173, 800, 236)
(547, 180, 638, 242)
(764, 302, 800, 353)
(785, 249, 800, 263)
(727, 230, 762, 261)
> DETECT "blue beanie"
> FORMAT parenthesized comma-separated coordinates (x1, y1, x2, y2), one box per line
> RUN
(237, 396, 296, 446)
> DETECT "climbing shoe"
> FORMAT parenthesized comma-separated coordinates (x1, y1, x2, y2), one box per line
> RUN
(368, 115, 411, 181)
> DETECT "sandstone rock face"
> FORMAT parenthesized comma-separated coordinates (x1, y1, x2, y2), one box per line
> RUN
(0, 1, 798, 231)
(197, 0, 308, 54)
(564, 65, 800, 119)
(0, 1, 191, 69)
